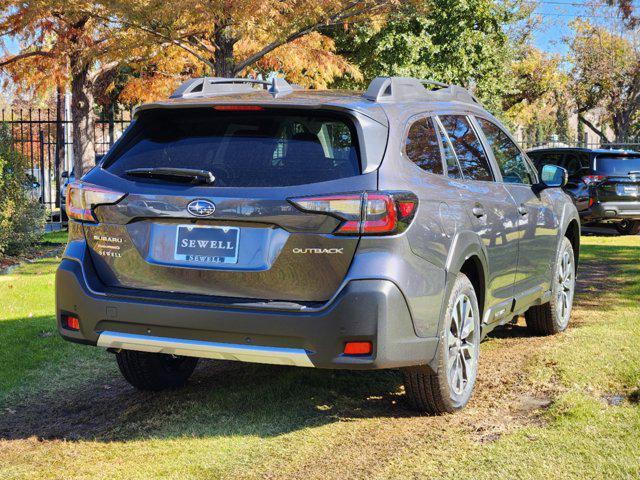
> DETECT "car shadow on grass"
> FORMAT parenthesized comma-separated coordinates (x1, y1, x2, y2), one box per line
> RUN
(0, 354, 414, 442)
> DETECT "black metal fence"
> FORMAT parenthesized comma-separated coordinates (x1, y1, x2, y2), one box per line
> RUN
(1, 106, 132, 221)
(4, 106, 640, 224)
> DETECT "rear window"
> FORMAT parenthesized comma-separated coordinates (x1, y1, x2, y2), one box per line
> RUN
(595, 155, 640, 176)
(104, 108, 360, 187)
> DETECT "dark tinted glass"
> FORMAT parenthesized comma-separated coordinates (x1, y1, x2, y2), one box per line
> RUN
(105, 109, 360, 187)
(477, 118, 533, 184)
(439, 115, 493, 181)
(595, 156, 640, 175)
(405, 117, 444, 175)
(531, 152, 563, 168)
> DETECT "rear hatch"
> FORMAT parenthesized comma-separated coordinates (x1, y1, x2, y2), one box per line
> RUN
(593, 154, 640, 203)
(79, 107, 383, 304)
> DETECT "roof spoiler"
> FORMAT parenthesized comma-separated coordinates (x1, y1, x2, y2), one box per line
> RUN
(363, 77, 481, 105)
(170, 77, 294, 99)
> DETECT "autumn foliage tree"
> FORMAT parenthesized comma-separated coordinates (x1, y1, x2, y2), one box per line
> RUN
(0, 1, 203, 175)
(100, 0, 409, 88)
(1, 2, 110, 175)
(569, 19, 640, 143)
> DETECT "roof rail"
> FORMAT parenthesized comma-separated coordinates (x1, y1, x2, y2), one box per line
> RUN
(170, 76, 294, 99)
(363, 77, 480, 105)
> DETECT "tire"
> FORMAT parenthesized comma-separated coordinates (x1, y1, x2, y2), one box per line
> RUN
(615, 220, 640, 235)
(115, 350, 198, 391)
(525, 237, 575, 336)
(402, 273, 481, 414)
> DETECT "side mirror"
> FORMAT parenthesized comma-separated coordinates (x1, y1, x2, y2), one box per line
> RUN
(537, 164, 568, 190)
(61, 171, 69, 178)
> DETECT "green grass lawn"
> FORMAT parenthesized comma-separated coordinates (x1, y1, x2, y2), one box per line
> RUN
(0, 233, 638, 479)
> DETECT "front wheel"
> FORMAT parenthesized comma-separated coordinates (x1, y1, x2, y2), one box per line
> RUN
(615, 220, 640, 235)
(525, 237, 575, 335)
(402, 273, 480, 414)
(116, 350, 198, 391)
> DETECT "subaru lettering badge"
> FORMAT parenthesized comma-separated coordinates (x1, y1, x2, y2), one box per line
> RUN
(187, 199, 216, 217)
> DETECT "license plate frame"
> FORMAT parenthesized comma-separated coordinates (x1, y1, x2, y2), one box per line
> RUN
(618, 184, 639, 196)
(174, 225, 240, 264)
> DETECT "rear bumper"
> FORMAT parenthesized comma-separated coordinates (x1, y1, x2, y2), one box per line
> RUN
(580, 200, 640, 221)
(56, 255, 438, 370)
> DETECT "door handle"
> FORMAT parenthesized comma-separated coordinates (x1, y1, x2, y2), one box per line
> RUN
(518, 205, 528, 216)
(472, 205, 486, 218)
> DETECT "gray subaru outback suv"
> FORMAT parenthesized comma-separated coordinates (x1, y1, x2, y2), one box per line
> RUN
(56, 76, 580, 413)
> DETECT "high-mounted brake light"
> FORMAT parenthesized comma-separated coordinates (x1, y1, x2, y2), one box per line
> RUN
(582, 175, 606, 185)
(289, 191, 418, 235)
(66, 182, 126, 222)
(213, 105, 264, 111)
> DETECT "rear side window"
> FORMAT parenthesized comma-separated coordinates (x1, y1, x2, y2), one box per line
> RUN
(104, 109, 360, 187)
(476, 117, 534, 185)
(405, 117, 444, 175)
(595, 155, 640, 175)
(439, 115, 493, 181)
(530, 152, 563, 169)
(563, 153, 590, 177)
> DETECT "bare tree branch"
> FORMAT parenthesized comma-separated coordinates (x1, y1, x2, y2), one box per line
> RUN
(0, 50, 56, 68)
(90, 13, 216, 71)
(578, 114, 610, 143)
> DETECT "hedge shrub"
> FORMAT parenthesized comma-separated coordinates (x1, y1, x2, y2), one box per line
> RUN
(0, 124, 46, 257)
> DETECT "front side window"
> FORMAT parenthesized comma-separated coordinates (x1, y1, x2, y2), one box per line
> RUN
(405, 117, 444, 175)
(439, 115, 493, 181)
(477, 117, 534, 185)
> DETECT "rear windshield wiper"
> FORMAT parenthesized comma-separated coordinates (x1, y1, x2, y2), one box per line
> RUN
(125, 167, 215, 184)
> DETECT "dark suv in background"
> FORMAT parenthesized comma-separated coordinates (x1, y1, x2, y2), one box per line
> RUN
(527, 147, 640, 235)
(57, 76, 580, 414)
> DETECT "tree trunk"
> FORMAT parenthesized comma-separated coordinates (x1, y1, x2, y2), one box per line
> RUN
(70, 53, 96, 177)
(212, 26, 237, 77)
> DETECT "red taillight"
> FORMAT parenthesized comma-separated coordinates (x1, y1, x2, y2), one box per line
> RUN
(344, 341, 372, 355)
(398, 201, 416, 217)
(582, 175, 606, 185)
(213, 105, 263, 111)
(362, 194, 397, 233)
(61, 314, 80, 331)
(289, 191, 418, 236)
(588, 197, 595, 207)
(66, 182, 126, 222)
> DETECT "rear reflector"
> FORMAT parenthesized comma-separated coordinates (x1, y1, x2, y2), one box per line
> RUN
(62, 314, 80, 331)
(289, 191, 418, 236)
(344, 341, 372, 356)
(213, 105, 264, 111)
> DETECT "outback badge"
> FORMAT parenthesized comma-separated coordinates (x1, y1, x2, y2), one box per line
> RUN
(187, 199, 216, 217)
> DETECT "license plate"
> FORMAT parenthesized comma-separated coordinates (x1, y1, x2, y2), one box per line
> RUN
(618, 185, 639, 196)
(174, 225, 239, 264)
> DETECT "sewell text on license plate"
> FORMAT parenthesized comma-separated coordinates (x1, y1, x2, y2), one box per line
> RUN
(174, 225, 240, 264)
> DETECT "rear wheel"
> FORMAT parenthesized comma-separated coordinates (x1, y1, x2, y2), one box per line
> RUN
(525, 237, 575, 335)
(402, 273, 480, 414)
(115, 350, 198, 391)
(615, 220, 640, 235)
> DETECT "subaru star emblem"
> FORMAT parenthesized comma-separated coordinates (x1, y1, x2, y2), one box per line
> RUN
(187, 199, 216, 217)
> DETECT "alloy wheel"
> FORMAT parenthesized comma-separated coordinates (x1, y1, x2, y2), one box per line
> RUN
(556, 248, 575, 328)
(447, 294, 478, 396)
